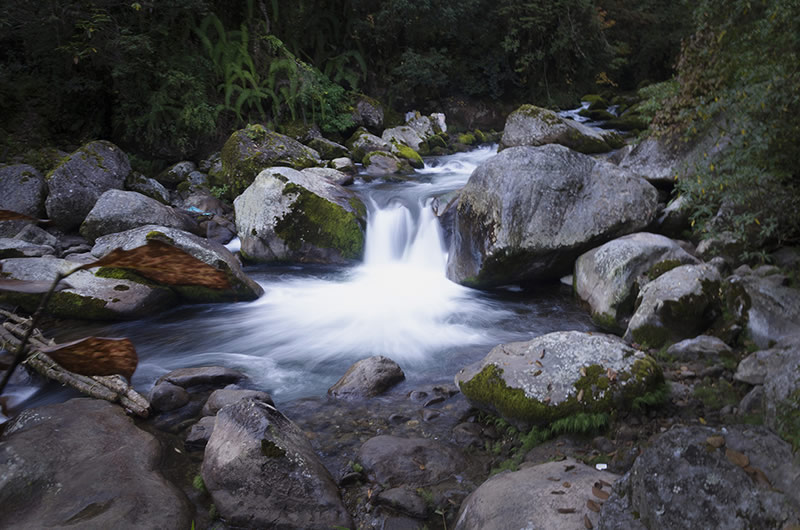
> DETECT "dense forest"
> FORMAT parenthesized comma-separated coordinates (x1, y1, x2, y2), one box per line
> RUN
(0, 0, 798, 255)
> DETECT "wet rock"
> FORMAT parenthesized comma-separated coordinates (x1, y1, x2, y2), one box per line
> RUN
(80, 190, 198, 242)
(0, 256, 178, 320)
(201, 388, 273, 416)
(574, 232, 700, 332)
(328, 355, 406, 399)
(357, 435, 467, 488)
(455, 331, 663, 431)
(156, 366, 246, 389)
(500, 104, 624, 154)
(90, 224, 263, 302)
(447, 145, 658, 287)
(376, 487, 429, 519)
(666, 335, 732, 361)
(45, 140, 130, 231)
(455, 457, 618, 530)
(202, 398, 352, 529)
(234, 166, 366, 264)
(452, 422, 484, 448)
(125, 172, 170, 204)
(148, 381, 190, 412)
(346, 127, 391, 163)
(0, 164, 47, 218)
(217, 124, 321, 197)
(598, 425, 800, 530)
(184, 415, 216, 450)
(624, 263, 722, 348)
(0, 398, 191, 529)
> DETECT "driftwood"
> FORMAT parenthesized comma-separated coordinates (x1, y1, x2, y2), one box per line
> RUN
(0, 310, 150, 418)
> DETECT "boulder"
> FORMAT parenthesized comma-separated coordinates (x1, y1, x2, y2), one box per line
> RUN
(357, 435, 467, 488)
(302, 167, 354, 187)
(666, 335, 732, 361)
(0, 256, 178, 320)
(80, 190, 197, 242)
(656, 194, 692, 238)
(598, 425, 800, 530)
(382, 126, 426, 152)
(406, 112, 437, 138)
(0, 238, 55, 258)
(455, 331, 663, 430)
(156, 161, 196, 186)
(201, 388, 274, 416)
(328, 355, 406, 399)
(0, 399, 191, 529)
(234, 167, 366, 263)
(446, 145, 659, 287)
(729, 271, 800, 348)
(45, 140, 130, 231)
(156, 366, 246, 389)
(306, 136, 349, 160)
(624, 263, 722, 348)
(148, 381, 190, 412)
(574, 233, 700, 332)
(363, 151, 411, 176)
(455, 458, 619, 530)
(184, 415, 216, 450)
(90, 225, 264, 302)
(346, 127, 391, 163)
(125, 172, 170, 204)
(329, 157, 357, 176)
(13, 224, 59, 250)
(0, 164, 47, 218)
(218, 124, 321, 197)
(352, 94, 384, 132)
(500, 105, 624, 154)
(201, 398, 352, 529)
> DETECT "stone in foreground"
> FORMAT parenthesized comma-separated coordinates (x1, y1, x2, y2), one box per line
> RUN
(455, 331, 663, 430)
(328, 355, 406, 399)
(201, 398, 352, 529)
(455, 458, 618, 530)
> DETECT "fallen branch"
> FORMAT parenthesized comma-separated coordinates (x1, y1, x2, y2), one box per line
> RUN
(0, 312, 149, 418)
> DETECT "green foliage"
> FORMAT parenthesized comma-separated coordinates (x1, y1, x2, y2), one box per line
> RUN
(192, 474, 206, 492)
(664, 0, 800, 256)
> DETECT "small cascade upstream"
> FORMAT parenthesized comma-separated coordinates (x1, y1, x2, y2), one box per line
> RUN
(3, 145, 595, 413)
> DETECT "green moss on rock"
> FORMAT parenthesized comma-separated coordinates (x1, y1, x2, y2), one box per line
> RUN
(393, 143, 424, 169)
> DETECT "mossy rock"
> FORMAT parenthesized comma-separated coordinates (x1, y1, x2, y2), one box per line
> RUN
(458, 132, 477, 146)
(455, 331, 664, 431)
(392, 143, 424, 169)
(605, 113, 651, 132)
(578, 109, 617, 122)
(581, 94, 609, 111)
(219, 125, 321, 199)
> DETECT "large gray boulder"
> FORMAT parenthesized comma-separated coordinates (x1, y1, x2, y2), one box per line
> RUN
(234, 167, 366, 264)
(91, 225, 263, 302)
(0, 256, 177, 320)
(351, 94, 384, 132)
(328, 355, 406, 399)
(624, 263, 722, 348)
(45, 141, 131, 230)
(0, 399, 191, 529)
(455, 331, 663, 430)
(363, 151, 411, 176)
(201, 398, 352, 529)
(217, 124, 321, 197)
(729, 271, 800, 348)
(0, 164, 47, 218)
(80, 190, 197, 242)
(382, 125, 426, 152)
(575, 233, 700, 333)
(345, 127, 391, 163)
(500, 104, 624, 154)
(599, 425, 800, 530)
(446, 145, 659, 287)
(455, 458, 619, 530)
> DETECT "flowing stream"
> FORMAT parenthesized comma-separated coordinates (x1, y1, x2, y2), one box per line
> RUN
(3, 146, 596, 419)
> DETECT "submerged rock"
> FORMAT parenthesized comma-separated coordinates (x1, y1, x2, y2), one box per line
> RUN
(455, 458, 618, 530)
(623, 263, 722, 348)
(574, 232, 700, 333)
(599, 425, 800, 530)
(455, 331, 663, 431)
(234, 167, 366, 264)
(357, 435, 467, 488)
(447, 145, 659, 287)
(328, 355, 406, 399)
(217, 124, 321, 197)
(0, 399, 191, 529)
(45, 140, 131, 231)
(500, 104, 624, 154)
(0, 164, 47, 218)
(202, 398, 352, 529)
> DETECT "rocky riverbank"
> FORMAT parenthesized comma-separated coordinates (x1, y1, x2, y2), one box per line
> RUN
(2, 102, 800, 529)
